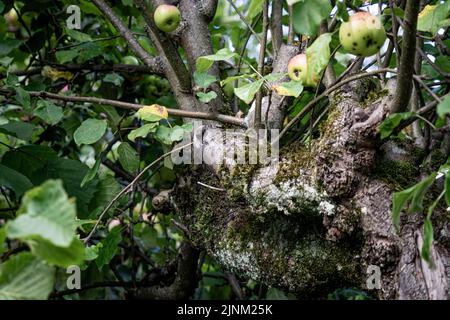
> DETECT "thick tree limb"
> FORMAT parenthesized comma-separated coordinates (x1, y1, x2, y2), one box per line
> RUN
(390, 0, 420, 114)
(177, 0, 224, 113)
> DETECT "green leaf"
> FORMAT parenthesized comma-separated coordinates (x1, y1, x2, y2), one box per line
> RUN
(266, 287, 289, 300)
(88, 175, 121, 219)
(117, 142, 140, 173)
(0, 2, 4, 14)
(65, 28, 92, 42)
(1, 145, 57, 177)
(76, 42, 103, 63)
(392, 173, 437, 232)
(33, 100, 64, 125)
(378, 112, 413, 139)
(247, 0, 264, 20)
(96, 227, 122, 269)
(31, 159, 98, 219)
(436, 56, 450, 73)
(85, 243, 102, 261)
(220, 74, 255, 87)
(234, 79, 264, 104)
(306, 33, 332, 86)
(197, 91, 218, 103)
(273, 81, 304, 97)
(0, 253, 55, 300)
(15, 87, 30, 109)
(292, 0, 332, 36)
(0, 228, 6, 256)
(81, 157, 101, 188)
(0, 39, 21, 56)
(417, 2, 450, 34)
(196, 48, 237, 73)
(0, 164, 33, 197)
(56, 50, 80, 64)
(392, 188, 414, 232)
(336, 0, 349, 22)
(103, 73, 124, 86)
(6, 73, 19, 86)
(0, 122, 36, 141)
(127, 123, 158, 142)
(437, 95, 450, 118)
(7, 180, 77, 247)
(155, 125, 173, 145)
(422, 217, 434, 264)
(170, 126, 187, 142)
(74, 119, 107, 145)
(445, 172, 450, 206)
(409, 173, 437, 213)
(194, 72, 217, 88)
(0, 57, 13, 67)
(28, 237, 85, 268)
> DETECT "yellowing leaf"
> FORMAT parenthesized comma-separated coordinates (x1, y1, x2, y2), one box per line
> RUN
(137, 104, 169, 122)
(41, 66, 73, 81)
(417, 3, 450, 34)
(273, 81, 303, 97)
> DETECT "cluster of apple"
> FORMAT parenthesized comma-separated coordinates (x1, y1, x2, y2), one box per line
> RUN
(144, 74, 171, 99)
(288, 12, 386, 86)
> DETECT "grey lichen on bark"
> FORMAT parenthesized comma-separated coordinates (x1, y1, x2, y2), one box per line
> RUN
(171, 73, 450, 299)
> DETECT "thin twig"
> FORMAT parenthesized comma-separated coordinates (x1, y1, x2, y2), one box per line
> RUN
(225, 0, 273, 58)
(197, 181, 226, 192)
(83, 143, 193, 243)
(0, 89, 245, 127)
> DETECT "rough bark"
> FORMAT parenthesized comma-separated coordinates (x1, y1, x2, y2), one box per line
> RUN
(171, 75, 450, 299)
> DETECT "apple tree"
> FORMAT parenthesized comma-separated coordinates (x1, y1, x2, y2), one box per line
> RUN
(0, 0, 450, 300)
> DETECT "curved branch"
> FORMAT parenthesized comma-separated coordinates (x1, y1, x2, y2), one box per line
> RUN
(91, 0, 163, 71)
(136, 242, 200, 299)
(389, 0, 420, 114)
(0, 89, 245, 127)
(2, 62, 165, 80)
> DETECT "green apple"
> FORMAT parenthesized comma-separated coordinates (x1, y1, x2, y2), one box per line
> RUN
(339, 12, 386, 57)
(287, 54, 317, 87)
(121, 55, 140, 65)
(154, 4, 181, 33)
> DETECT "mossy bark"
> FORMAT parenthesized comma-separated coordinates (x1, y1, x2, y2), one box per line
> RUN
(171, 77, 450, 299)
